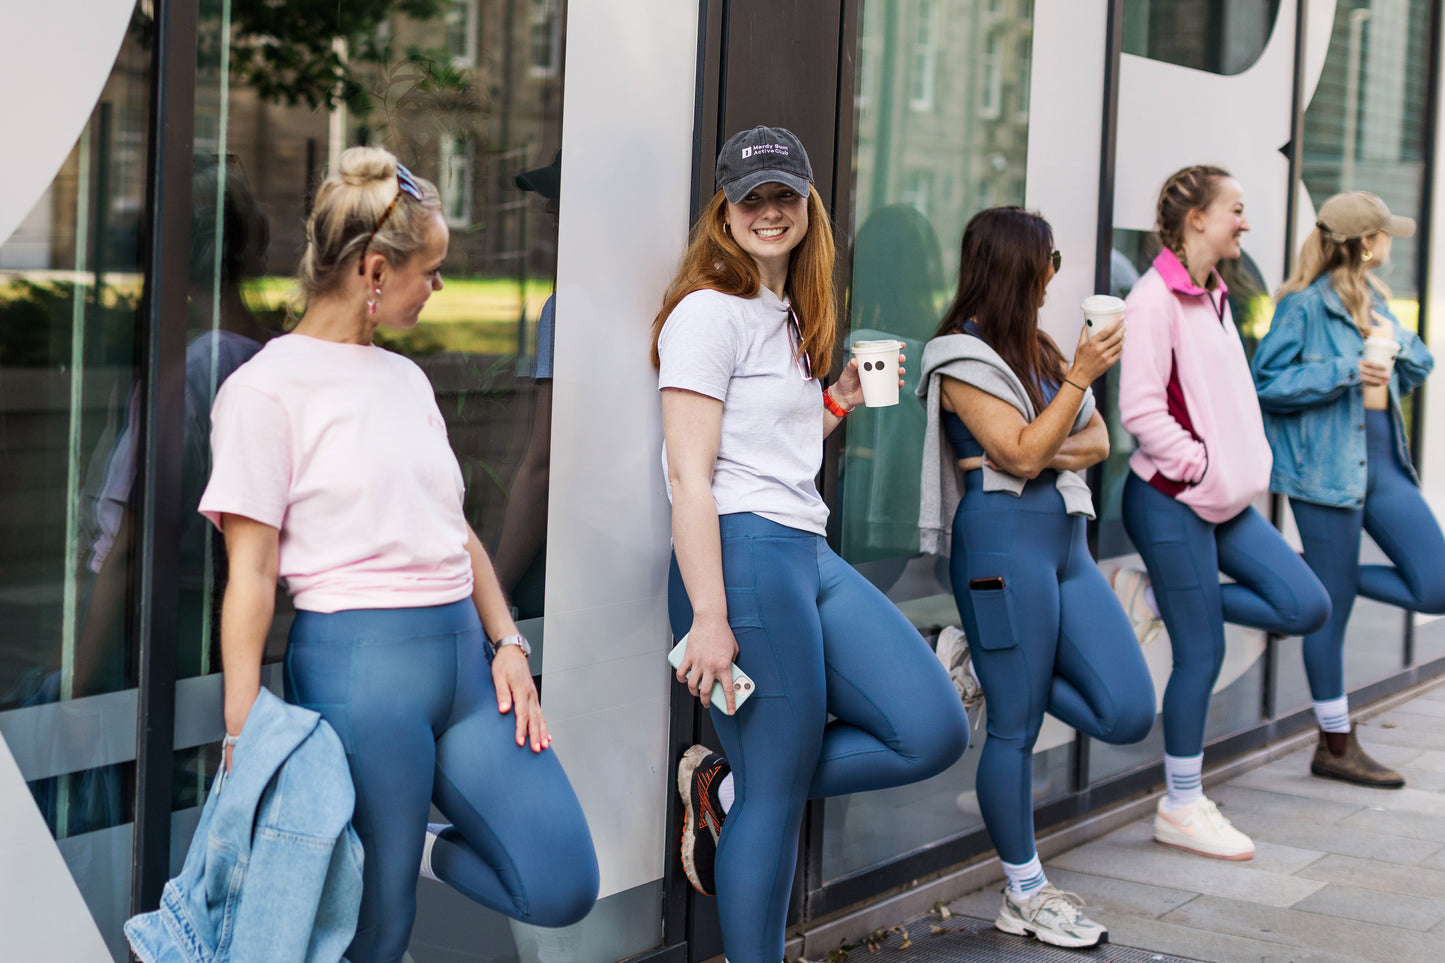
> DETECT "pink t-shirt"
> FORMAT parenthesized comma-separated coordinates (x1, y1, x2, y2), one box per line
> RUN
(198, 333, 474, 613)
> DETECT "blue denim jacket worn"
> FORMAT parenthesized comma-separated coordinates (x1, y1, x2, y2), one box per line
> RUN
(1251, 274, 1433, 508)
(125, 688, 364, 963)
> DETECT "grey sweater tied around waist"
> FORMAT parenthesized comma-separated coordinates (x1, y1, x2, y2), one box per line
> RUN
(916, 333, 1097, 556)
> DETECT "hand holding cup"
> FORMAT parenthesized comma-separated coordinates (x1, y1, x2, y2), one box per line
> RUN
(1070, 315, 1124, 386)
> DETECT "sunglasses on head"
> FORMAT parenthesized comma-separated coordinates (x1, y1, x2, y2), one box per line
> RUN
(357, 163, 425, 274)
(1049, 249, 1062, 272)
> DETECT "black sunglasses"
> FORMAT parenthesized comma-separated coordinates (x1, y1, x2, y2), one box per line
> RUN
(357, 163, 425, 274)
(786, 308, 813, 381)
(1049, 249, 1062, 272)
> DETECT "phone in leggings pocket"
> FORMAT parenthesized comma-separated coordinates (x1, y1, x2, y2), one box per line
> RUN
(969, 576, 1006, 591)
(667, 634, 756, 712)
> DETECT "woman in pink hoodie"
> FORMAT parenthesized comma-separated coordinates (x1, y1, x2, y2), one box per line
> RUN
(1118, 165, 1329, 862)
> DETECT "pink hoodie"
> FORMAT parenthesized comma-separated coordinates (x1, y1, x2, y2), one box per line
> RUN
(1119, 249, 1271, 524)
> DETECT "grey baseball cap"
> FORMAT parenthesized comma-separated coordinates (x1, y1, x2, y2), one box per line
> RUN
(714, 126, 813, 204)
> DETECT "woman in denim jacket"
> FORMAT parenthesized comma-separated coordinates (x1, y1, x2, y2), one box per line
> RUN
(1252, 191, 1444, 788)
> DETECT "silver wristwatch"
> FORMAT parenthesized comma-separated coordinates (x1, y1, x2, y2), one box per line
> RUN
(490, 633, 533, 658)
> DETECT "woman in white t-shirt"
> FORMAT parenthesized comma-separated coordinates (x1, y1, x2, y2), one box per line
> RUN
(199, 147, 597, 963)
(653, 126, 969, 963)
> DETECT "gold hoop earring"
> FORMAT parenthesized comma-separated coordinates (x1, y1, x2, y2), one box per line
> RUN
(1362, 249, 1374, 262)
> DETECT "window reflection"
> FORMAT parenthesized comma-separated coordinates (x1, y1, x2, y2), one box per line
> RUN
(829, 0, 1037, 882)
(187, 1, 576, 959)
(1123, 0, 1283, 75)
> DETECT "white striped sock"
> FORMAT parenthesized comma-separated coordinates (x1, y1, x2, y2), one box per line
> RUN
(1313, 696, 1351, 734)
(1001, 854, 1048, 901)
(1163, 753, 1204, 809)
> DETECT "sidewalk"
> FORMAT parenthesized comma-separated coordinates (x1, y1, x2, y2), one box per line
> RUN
(817, 680, 1445, 963)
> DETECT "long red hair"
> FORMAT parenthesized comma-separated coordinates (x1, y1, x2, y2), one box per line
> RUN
(650, 188, 837, 378)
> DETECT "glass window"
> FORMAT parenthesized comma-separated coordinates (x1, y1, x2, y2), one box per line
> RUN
(174, 1, 657, 959)
(907, 0, 937, 111)
(530, 0, 562, 78)
(1122, 0, 1283, 75)
(980, 32, 1003, 118)
(1298, 0, 1433, 690)
(446, 0, 479, 67)
(439, 131, 476, 227)
(828, 0, 1038, 882)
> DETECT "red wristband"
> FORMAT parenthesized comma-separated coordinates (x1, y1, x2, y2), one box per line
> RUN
(823, 390, 852, 418)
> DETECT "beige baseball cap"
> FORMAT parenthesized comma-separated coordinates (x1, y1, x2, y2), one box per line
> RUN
(1316, 191, 1416, 241)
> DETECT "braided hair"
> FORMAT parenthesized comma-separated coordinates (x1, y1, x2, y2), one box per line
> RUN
(1155, 165, 1231, 274)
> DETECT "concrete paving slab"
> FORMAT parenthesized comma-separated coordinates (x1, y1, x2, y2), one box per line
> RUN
(1076, 816, 1326, 876)
(1209, 784, 1362, 823)
(1394, 767, 1445, 792)
(1233, 768, 1445, 817)
(1389, 697, 1445, 719)
(1295, 854, 1445, 897)
(1370, 710, 1445, 737)
(1050, 833, 1325, 908)
(1339, 806, 1445, 843)
(1404, 749, 1445, 774)
(1160, 895, 1445, 962)
(1293, 882, 1445, 932)
(1099, 915, 1323, 963)
(1167, 890, 1445, 960)
(1242, 812, 1444, 864)
(1041, 866, 1199, 920)
(1342, 721, 1444, 750)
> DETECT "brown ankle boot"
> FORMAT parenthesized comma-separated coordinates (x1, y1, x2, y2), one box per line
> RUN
(1310, 725, 1404, 788)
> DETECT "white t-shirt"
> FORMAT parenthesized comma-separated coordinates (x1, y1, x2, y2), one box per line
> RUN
(658, 287, 829, 535)
(198, 333, 474, 613)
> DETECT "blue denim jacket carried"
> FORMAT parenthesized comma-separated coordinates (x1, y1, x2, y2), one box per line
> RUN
(125, 688, 364, 963)
(1251, 273, 1434, 508)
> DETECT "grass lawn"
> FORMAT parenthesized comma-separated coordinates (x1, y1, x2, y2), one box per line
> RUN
(242, 275, 554, 355)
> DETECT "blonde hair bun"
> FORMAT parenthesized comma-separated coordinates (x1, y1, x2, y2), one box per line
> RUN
(336, 146, 398, 187)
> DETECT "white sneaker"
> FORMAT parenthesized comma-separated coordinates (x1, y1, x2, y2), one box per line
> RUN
(1153, 796, 1254, 860)
(934, 625, 984, 714)
(420, 822, 451, 881)
(1111, 568, 1163, 646)
(995, 884, 1108, 949)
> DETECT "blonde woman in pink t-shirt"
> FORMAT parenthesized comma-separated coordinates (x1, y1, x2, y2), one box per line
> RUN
(1116, 166, 1328, 862)
(199, 147, 596, 962)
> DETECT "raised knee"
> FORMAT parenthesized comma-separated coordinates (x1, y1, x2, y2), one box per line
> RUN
(521, 857, 598, 928)
(1413, 580, 1445, 615)
(904, 701, 970, 780)
(1108, 697, 1157, 745)
(1287, 583, 1332, 635)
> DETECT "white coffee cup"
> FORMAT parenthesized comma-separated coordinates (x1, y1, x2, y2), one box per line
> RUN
(851, 340, 902, 407)
(1363, 336, 1401, 376)
(1081, 294, 1126, 338)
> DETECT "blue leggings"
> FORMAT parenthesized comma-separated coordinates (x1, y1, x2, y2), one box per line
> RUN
(1122, 473, 1330, 757)
(284, 600, 599, 963)
(1292, 409, 1445, 701)
(667, 513, 968, 963)
(950, 473, 1155, 865)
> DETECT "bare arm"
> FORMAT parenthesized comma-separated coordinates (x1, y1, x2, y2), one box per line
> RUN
(942, 321, 1122, 478)
(661, 387, 739, 715)
(1047, 411, 1110, 471)
(465, 524, 550, 752)
(220, 515, 279, 767)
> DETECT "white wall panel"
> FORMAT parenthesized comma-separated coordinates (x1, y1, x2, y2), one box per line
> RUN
(0, 0, 134, 247)
(543, 0, 699, 899)
(0, 733, 111, 961)
(1420, 3, 1445, 504)
(1028, 0, 1110, 350)
(1114, 2, 1328, 289)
